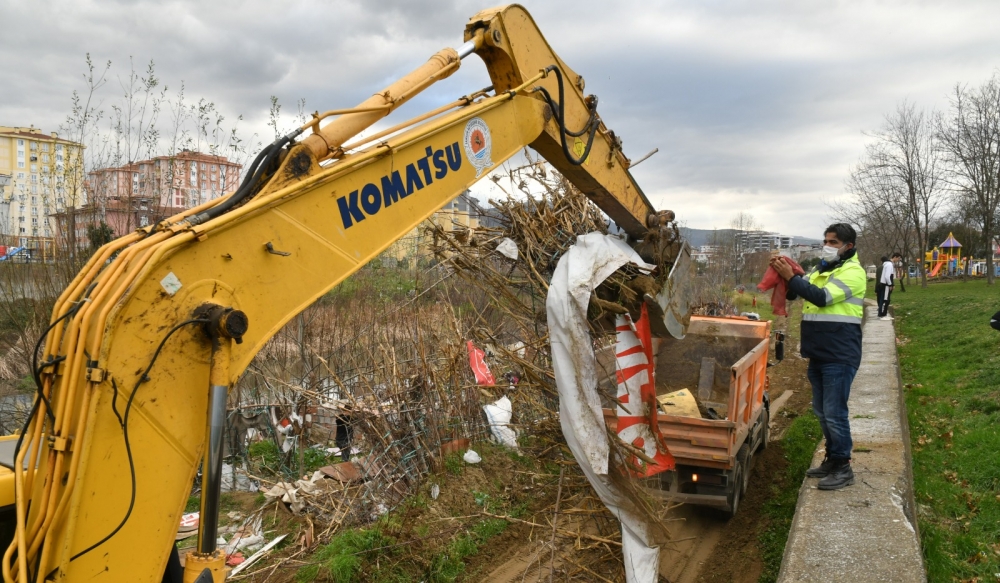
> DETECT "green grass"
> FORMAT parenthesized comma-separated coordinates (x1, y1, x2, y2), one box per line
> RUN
(296, 524, 397, 582)
(444, 453, 464, 476)
(893, 279, 1000, 581)
(758, 412, 824, 583)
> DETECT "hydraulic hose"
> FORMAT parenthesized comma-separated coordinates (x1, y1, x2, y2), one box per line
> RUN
(532, 65, 600, 166)
(188, 128, 303, 226)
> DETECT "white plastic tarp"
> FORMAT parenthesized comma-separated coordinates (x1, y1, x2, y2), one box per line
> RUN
(545, 232, 661, 583)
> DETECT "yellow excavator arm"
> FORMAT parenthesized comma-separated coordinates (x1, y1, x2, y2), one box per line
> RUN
(1, 5, 683, 582)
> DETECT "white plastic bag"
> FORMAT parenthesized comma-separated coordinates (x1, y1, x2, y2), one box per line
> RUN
(462, 449, 481, 464)
(496, 238, 519, 260)
(484, 396, 518, 450)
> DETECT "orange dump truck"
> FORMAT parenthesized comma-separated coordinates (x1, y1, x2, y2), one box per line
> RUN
(603, 315, 779, 517)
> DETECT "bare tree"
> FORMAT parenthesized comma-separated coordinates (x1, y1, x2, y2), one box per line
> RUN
(729, 212, 762, 285)
(836, 155, 916, 273)
(937, 75, 1000, 284)
(833, 101, 942, 286)
(875, 102, 943, 287)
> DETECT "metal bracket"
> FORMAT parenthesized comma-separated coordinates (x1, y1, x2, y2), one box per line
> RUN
(265, 242, 291, 256)
(86, 366, 106, 383)
(47, 435, 72, 452)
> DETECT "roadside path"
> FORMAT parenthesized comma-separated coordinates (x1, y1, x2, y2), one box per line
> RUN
(777, 302, 925, 582)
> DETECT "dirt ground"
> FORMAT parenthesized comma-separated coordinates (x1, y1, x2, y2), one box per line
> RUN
(225, 311, 816, 582)
(477, 350, 815, 583)
(689, 352, 812, 583)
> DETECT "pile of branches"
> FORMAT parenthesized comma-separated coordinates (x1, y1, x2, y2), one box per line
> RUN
(427, 157, 683, 575)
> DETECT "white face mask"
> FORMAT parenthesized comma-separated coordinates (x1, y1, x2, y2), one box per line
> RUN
(820, 246, 840, 261)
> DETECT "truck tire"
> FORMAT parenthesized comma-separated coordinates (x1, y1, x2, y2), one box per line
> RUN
(737, 444, 751, 495)
(725, 445, 750, 519)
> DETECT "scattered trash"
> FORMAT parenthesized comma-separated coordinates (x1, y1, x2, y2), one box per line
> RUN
(430, 483, 440, 500)
(229, 534, 288, 576)
(483, 396, 518, 450)
(263, 482, 303, 513)
(221, 462, 257, 492)
(496, 237, 519, 260)
(505, 341, 526, 358)
(463, 449, 481, 464)
(225, 551, 245, 567)
(740, 311, 760, 320)
(175, 512, 199, 540)
(263, 471, 331, 513)
(440, 438, 470, 457)
(467, 340, 495, 385)
(319, 461, 363, 483)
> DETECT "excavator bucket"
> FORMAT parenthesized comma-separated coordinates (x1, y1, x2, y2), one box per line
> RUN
(646, 241, 694, 339)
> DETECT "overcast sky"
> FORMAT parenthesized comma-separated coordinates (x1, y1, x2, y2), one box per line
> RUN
(3, 0, 999, 239)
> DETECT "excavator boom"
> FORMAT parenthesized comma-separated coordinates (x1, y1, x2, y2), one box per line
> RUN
(1, 6, 688, 582)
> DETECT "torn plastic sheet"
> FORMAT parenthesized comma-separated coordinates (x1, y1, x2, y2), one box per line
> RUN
(466, 340, 495, 385)
(545, 232, 661, 583)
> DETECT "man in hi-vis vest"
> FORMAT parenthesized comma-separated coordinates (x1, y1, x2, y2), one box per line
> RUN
(770, 223, 866, 490)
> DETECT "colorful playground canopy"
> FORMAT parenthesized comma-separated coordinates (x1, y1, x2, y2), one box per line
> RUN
(940, 232, 962, 248)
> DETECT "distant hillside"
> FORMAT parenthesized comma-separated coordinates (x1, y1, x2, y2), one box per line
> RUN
(679, 227, 821, 248)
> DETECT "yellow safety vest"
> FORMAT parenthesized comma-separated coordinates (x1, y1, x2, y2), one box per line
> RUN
(802, 254, 866, 325)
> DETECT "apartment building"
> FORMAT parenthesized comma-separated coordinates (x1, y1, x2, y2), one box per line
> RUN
(53, 150, 242, 249)
(0, 126, 84, 257)
(737, 231, 794, 253)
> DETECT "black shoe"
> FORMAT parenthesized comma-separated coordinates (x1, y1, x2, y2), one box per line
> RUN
(805, 457, 838, 478)
(817, 461, 854, 490)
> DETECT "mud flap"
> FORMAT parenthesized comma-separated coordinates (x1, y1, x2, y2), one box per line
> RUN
(645, 241, 693, 339)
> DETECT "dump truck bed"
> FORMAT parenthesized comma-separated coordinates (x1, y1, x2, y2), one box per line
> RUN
(602, 315, 771, 470)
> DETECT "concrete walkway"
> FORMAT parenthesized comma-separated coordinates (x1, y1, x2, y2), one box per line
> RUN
(777, 303, 926, 582)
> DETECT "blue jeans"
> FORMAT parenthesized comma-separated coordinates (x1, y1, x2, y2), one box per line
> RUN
(807, 361, 858, 461)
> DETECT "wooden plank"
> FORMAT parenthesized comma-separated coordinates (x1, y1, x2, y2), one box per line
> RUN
(697, 357, 716, 400)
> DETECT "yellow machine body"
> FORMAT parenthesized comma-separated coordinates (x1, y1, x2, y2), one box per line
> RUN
(1, 5, 675, 582)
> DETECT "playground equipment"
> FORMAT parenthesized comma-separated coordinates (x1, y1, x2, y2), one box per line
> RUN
(925, 232, 966, 277)
(922, 232, 1000, 277)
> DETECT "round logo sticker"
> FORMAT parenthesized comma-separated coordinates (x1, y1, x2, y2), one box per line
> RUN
(463, 117, 493, 177)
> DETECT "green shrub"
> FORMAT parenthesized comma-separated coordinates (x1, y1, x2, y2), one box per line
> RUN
(303, 447, 331, 472)
(247, 439, 281, 473)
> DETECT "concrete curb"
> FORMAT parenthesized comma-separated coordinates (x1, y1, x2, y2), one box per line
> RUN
(776, 303, 926, 583)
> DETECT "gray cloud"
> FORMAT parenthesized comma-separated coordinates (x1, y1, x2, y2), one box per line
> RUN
(3, 0, 1000, 239)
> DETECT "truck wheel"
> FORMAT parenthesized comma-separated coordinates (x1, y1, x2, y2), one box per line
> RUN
(758, 408, 770, 452)
(725, 450, 747, 519)
(737, 444, 751, 495)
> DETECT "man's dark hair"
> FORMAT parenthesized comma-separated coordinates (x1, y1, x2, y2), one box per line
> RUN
(891, 252, 902, 259)
(881, 256, 890, 263)
(825, 223, 857, 245)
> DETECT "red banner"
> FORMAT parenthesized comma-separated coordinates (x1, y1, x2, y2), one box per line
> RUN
(614, 304, 675, 477)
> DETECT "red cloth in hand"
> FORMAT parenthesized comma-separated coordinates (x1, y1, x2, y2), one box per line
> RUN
(757, 258, 806, 317)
